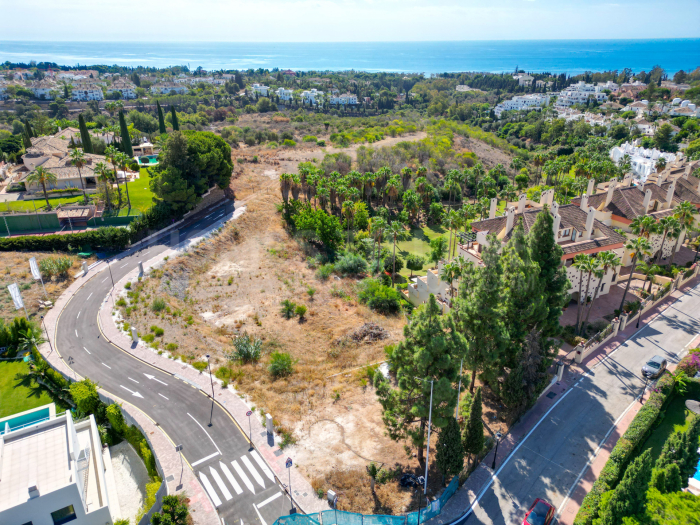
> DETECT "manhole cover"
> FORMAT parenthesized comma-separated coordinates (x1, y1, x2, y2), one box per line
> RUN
(546, 392, 557, 399)
(166, 475, 175, 482)
(274, 449, 284, 457)
(260, 431, 267, 437)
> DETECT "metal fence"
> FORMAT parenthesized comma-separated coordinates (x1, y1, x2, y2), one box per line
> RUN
(272, 477, 460, 525)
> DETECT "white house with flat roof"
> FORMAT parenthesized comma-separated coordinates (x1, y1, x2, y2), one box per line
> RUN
(494, 93, 551, 117)
(150, 83, 189, 95)
(556, 81, 609, 107)
(276, 87, 293, 101)
(301, 88, 324, 105)
(0, 405, 120, 525)
(330, 93, 358, 105)
(251, 83, 270, 96)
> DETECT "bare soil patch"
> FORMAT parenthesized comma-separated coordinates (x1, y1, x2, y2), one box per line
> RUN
(458, 136, 515, 170)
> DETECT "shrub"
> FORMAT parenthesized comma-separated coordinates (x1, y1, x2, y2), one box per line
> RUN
(358, 278, 402, 315)
(69, 379, 101, 417)
(142, 334, 155, 343)
(150, 325, 165, 337)
(268, 351, 295, 377)
(283, 139, 296, 147)
(307, 286, 316, 299)
(193, 361, 208, 372)
(295, 304, 307, 319)
(383, 255, 404, 274)
(115, 298, 127, 307)
(106, 403, 127, 434)
(215, 366, 231, 380)
(151, 298, 166, 312)
(316, 139, 326, 147)
(124, 282, 131, 289)
(316, 263, 334, 280)
(38, 255, 73, 278)
(166, 342, 178, 352)
(280, 299, 297, 319)
(302, 135, 318, 142)
(228, 333, 263, 362)
(334, 253, 368, 276)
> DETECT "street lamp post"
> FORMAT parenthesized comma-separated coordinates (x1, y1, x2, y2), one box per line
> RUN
(491, 432, 503, 471)
(40, 315, 54, 355)
(206, 354, 215, 427)
(246, 410, 253, 450)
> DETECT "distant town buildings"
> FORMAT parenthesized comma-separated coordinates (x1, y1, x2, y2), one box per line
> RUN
(513, 73, 534, 86)
(330, 93, 358, 105)
(150, 83, 189, 95)
(610, 140, 679, 181)
(301, 88, 324, 105)
(494, 93, 551, 117)
(71, 84, 104, 101)
(106, 80, 136, 100)
(556, 81, 609, 107)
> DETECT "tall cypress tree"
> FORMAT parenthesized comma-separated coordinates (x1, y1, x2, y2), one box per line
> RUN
(118, 110, 133, 157)
(24, 120, 34, 138)
(170, 105, 180, 131)
(374, 294, 467, 464)
(462, 387, 484, 469)
(22, 131, 32, 149)
(78, 114, 93, 154)
(451, 235, 509, 391)
(435, 417, 464, 485)
(157, 100, 167, 134)
(526, 208, 569, 338)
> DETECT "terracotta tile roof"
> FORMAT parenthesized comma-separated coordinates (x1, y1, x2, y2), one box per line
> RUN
(577, 184, 672, 220)
(470, 204, 625, 256)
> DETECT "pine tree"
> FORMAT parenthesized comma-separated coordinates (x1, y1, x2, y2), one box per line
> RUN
(664, 463, 682, 493)
(118, 110, 133, 157)
(599, 449, 652, 525)
(171, 105, 180, 131)
(78, 114, 93, 154)
(526, 208, 569, 338)
(649, 467, 666, 493)
(435, 417, 464, 485)
(462, 387, 484, 469)
(374, 294, 467, 463)
(450, 235, 509, 391)
(157, 100, 167, 134)
(24, 120, 34, 138)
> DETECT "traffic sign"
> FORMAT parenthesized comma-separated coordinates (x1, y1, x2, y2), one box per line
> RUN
(246, 410, 253, 416)
(285, 457, 293, 468)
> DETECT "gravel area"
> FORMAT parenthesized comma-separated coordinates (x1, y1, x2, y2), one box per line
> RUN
(110, 441, 150, 523)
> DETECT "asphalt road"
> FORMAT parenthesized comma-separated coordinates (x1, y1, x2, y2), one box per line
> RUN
(455, 282, 700, 525)
(54, 199, 292, 525)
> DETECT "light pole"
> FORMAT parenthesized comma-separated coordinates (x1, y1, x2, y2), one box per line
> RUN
(40, 315, 54, 355)
(175, 444, 184, 490)
(206, 354, 214, 427)
(106, 258, 116, 305)
(491, 431, 502, 470)
(414, 377, 434, 498)
(641, 376, 649, 403)
(246, 410, 253, 450)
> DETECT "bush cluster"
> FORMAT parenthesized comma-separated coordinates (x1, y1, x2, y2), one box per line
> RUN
(0, 227, 131, 252)
(357, 278, 402, 315)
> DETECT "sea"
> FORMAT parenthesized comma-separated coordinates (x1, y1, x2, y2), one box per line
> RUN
(0, 39, 698, 76)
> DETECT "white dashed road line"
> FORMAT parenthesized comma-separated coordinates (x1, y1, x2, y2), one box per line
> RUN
(256, 492, 283, 508)
(83, 347, 91, 354)
(159, 393, 169, 400)
(75, 330, 79, 338)
(102, 363, 111, 369)
(129, 377, 139, 383)
(191, 452, 220, 468)
(232, 460, 255, 494)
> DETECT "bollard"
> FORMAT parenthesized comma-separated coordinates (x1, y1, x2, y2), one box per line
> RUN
(266, 413, 274, 435)
(557, 361, 565, 381)
(82, 261, 88, 275)
(619, 312, 629, 331)
(612, 317, 621, 337)
(138, 261, 144, 277)
(131, 327, 139, 343)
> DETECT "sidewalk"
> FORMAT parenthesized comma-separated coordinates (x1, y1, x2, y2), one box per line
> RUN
(99, 216, 328, 514)
(429, 274, 700, 525)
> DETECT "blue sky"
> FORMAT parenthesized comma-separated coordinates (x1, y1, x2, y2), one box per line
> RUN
(3, 0, 700, 42)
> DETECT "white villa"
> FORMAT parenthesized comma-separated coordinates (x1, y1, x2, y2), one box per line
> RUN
(71, 84, 104, 101)
(276, 87, 293, 101)
(330, 93, 358, 105)
(301, 88, 324, 105)
(29, 80, 58, 100)
(610, 141, 678, 181)
(106, 80, 136, 100)
(494, 93, 551, 117)
(513, 74, 534, 86)
(150, 83, 189, 95)
(556, 81, 609, 107)
(0, 405, 120, 525)
(251, 83, 270, 96)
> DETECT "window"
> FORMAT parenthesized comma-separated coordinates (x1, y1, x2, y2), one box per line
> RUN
(51, 505, 77, 525)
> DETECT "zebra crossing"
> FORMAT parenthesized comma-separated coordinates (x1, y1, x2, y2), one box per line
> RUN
(198, 449, 278, 507)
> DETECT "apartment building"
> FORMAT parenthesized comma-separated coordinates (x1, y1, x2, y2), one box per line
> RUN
(71, 84, 104, 101)
(330, 93, 358, 105)
(556, 81, 609, 107)
(106, 80, 137, 100)
(29, 80, 58, 100)
(150, 83, 189, 95)
(494, 93, 551, 117)
(610, 141, 678, 180)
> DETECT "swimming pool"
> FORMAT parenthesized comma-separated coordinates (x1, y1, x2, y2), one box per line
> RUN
(0, 406, 51, 435)
(693, 457, 700, 481)
(137, 154, 159, 166)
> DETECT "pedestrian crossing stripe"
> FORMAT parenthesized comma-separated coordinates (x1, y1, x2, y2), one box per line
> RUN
(210, 466, 233, 501)
(199, 472, 222, 507)
(220, 461, 243, 495)
(242, 455, 266, 488)
(232, 459, 255, 494)
(251, 450, 276, 482)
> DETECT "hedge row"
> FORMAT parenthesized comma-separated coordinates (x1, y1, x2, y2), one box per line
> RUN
(574, 371, 675, 525)
(0, 227, 131, 252)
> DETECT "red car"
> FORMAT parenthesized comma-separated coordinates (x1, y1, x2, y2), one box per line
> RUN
(523, 498, 555, 525)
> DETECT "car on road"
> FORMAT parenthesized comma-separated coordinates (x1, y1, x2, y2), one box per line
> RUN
(523, 498, 555, 525)
(641, 355, 667, 379)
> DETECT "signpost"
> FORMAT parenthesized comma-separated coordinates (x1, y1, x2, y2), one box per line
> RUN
(246, 410, 253, 449)
(175, 444, 184, 490)
(286, 457, 294, 513)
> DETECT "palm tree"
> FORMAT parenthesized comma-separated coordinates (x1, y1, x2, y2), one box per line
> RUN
(471, 163, 485, 202)
(26, 166, 57, 210)
(94, 161, 112, 211)
(655, 216, 681, 264)
(69, 148, 88, 202)
(581, 252, 621, 335)
(532, 153, 546, 186)
(665, 220, 684, 267)
(571, 177, 588, 200)
(386, 221, 406, 285)
(509, 157, 524, 185)
(572, 254, 591, 335)
(342, 200, 355, 246)
(279, 173, 293, 205)
(400, 167, 412, 192)
(637, 262, 661, 293)
(19, 328, 46, 355)
(630, 215, 658, 239)
(440, 261, 460, 299)
(619, 237, 652, 314)
(476, 197, 490, 220)
(443, 209, 460, 262)
(369, 217, 387, 274)
(655, 156, 667, 173)
(115, 152, 132, 211)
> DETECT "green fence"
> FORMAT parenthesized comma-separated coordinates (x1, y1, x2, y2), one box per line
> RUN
(273, 477, 459, 525)
(0, 213, 60, 233)
(90, 215, 139, 227)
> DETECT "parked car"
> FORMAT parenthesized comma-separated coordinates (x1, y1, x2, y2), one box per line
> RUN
(399, 474, 425, 488)
(641, 355, 667, 379)
(523, 498, 555, 525)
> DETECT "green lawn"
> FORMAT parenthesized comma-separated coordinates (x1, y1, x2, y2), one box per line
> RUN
(0, 195, 84, 213)
(641, 391, 697, 458)
(383, 224, 448, 281)
(0, 360, 55, 419)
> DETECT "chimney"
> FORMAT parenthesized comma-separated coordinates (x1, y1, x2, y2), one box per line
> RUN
(517, 193, 526, 214)
(505, 206, 515, 235)
(583, 206, 596, 240)
(642, 189, 652, 214)
(552, 213, 561, 239)
(551, 201, 559, 216)
(666, 180, 676, 206)
(622, 173, 633, 187)
(605, 179, 618, 207)
(580, 193, 589, 211)
(28, 483, 39, 500)
(539, 190, 548, 207)
(489, 198, 497, 220)
(476, 230, 489, 247)
(586, 178, 595, 196)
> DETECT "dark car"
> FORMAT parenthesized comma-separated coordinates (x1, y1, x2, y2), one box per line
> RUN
(642, 355, 667, 379)
(523, 498, 555, 525)
(399, 474, 425, 488)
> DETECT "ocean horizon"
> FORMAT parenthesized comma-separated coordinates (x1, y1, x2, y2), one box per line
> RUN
(0, 39, 698, 76)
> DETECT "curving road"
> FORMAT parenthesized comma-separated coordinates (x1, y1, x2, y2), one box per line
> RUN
(450, 282, 700, 525)
(54, 199, 291, 525)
